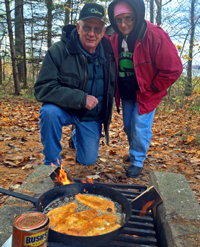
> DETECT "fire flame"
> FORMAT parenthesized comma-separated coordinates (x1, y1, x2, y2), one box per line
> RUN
(139, 200, 154, 217)
(81, 178, 94, 184)
(124, 234, 138, 237)
(87, 177, 94, 184)
(53, 164, 74, 185)
(51, 159, 94, 185)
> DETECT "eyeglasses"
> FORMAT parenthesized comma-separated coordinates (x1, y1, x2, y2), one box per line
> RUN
(80, 24, 104, 35)
(115, 16, 134, 25)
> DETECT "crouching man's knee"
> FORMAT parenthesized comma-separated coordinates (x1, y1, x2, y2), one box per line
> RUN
(76, 154, 97, 166)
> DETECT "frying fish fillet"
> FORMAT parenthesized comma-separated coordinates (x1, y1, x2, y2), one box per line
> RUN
(78, 215, 121, 236)
(75, 193, 116, 214)
(53, 209, 98, 235)
(47, 202, 77, 228)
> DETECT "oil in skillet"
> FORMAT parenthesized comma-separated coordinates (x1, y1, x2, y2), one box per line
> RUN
(43, 194, 125, 225)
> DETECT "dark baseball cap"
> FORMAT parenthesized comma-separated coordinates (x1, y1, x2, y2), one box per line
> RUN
(79, 3, 106, 23)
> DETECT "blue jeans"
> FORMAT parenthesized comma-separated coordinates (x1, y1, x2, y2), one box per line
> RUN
(122, 99, 155, 168)
(39, 104, 102, 166)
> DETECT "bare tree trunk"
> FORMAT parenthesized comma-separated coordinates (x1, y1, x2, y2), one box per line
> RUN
(185, 0, 196, 96)
(0, 54, 2, 85)
(30, 1, 34, 83)
(155, 0, 162, 25)
(22, 23, 27, 88)
(5, 0, 20, 95)
(70, 0, 80, 25)
(15, 0, 24, 82)
(3, 54, 5, 81)
(29, 1, 36, 83)
(2, 39, 6, 81)
(0, 41, 2, 85)
(150, 0, 154, 23)
(64, 0, 71, 25)
(47, 0, 53, 48)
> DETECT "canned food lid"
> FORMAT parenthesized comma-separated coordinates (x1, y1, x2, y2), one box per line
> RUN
(14, 212, 48, 231)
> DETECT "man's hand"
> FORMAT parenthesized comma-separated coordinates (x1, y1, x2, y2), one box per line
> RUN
(85, 95, 98, 110)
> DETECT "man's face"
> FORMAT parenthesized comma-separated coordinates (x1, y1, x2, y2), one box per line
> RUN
(115, 13, 135, 36)
(77, 18, 105, 53)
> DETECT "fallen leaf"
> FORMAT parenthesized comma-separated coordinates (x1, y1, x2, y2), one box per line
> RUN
(169, 144, 176, 148)
(9, 184, 21, 190)
(150, 142, 159, 147)
(4, 161, 17, 167)
(86, 175, 100, 180)
(8, 143, 16, 149)
(187, 135, 195, 142)
(65, 156, 74, 161)
(190, 158, 200, 164)
(99, 158, 107, 162)
(109, 150, 116, 155)
(22, 164, 33, 169)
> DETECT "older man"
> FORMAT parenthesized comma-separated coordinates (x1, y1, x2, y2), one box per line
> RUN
(34, 3, 116, 166)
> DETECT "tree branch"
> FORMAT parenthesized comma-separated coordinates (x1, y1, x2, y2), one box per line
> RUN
(162, 0, 172, 7)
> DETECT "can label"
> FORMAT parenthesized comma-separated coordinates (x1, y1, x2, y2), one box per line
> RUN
(24, 231, 48, 246)
(12, 212, 49, 247)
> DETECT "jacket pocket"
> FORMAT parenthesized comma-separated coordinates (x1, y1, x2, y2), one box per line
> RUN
(136, 62, 157, 93)
(58, 73, 82, 89)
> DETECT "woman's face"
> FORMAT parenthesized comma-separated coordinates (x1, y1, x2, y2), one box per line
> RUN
(115, 13, 135, 36)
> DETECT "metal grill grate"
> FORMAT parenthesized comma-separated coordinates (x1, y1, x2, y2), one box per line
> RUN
(48, 180, 158, 247)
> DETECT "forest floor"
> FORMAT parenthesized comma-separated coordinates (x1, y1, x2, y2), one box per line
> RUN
(0, 96, 200, 208)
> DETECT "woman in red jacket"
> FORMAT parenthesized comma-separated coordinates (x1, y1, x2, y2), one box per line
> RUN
(105, 0, 183, 178)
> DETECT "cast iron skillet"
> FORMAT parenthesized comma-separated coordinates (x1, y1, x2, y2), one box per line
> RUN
(0, 183, 132, 247)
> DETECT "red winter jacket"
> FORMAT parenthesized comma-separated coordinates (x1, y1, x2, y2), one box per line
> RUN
(104, 21, 183, 114)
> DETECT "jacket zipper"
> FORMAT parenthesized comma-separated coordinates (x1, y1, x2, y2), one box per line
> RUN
(81, 54, 88, 91)
(134, 41, 141, 101)
(105, 55, 112, 121)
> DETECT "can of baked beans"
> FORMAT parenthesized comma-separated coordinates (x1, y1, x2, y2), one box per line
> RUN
(12, 212, 49, 247)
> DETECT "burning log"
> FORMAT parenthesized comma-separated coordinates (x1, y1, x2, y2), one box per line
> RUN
(50, 166, 94, 185)
(50, 166, 74, 186)
(131, 186, 162, 213)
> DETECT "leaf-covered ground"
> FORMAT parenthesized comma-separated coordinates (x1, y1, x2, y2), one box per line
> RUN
(0, 97, 200, 208)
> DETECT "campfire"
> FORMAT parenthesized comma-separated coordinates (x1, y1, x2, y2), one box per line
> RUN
(50, 165, 162, 214)
(43, 165, 163, 245)
(2, 161, 196, 247)
(0, 164, 163, 247)
(50, 165, 94, 186)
